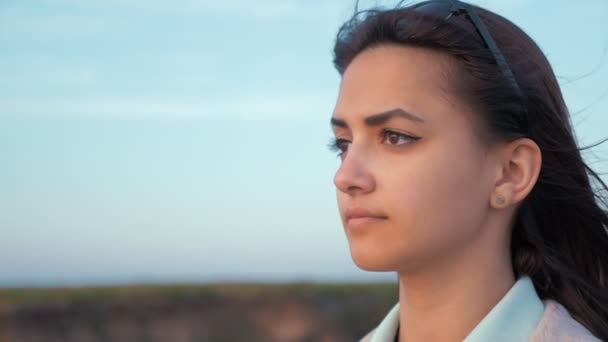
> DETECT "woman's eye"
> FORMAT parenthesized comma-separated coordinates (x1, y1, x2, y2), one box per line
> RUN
(327, 131, 418, 159)
(381, 130, 419, 146)
(327, 138, 351, 158)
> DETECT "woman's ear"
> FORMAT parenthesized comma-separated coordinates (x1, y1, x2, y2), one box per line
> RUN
(490, 138, 542, 209)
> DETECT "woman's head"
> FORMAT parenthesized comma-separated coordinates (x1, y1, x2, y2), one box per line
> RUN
(330, 0, 608, 337)
(332, 44, 540, 274)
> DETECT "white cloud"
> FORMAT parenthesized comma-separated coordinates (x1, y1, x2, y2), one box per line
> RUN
(0, 9, 123, 37)
(0, 95, 335, 120)
(5, 0, 329, 18)
(7, 68, 100, 85)
(0, 1, 348, 40)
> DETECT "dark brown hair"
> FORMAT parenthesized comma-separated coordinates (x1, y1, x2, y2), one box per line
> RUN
(332, 1, 608, 339)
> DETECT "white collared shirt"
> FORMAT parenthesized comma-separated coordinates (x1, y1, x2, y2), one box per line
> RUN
(365, 276, 545, 342)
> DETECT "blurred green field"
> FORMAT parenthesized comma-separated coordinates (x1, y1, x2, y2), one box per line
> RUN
(0, 282, 398, 342)
(0, 282, 397, 303)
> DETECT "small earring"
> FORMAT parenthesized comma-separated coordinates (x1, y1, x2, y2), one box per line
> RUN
(495, 195, 506, 206)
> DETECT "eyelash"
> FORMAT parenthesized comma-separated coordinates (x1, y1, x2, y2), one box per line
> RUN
(327, 129, 420, 158)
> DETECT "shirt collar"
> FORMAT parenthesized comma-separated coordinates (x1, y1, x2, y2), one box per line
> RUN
(370, 275, 545, 342)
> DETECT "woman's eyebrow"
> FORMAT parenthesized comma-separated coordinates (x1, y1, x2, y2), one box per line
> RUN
(331, 108, 425, 129)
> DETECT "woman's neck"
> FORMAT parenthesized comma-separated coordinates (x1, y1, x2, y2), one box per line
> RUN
(396, 244, 515, 342)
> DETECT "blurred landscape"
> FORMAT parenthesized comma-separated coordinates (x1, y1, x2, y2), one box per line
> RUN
(0, 282, 398, 342)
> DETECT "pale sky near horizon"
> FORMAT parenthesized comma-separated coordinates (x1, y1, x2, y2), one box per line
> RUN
(1, 0, 607, 287)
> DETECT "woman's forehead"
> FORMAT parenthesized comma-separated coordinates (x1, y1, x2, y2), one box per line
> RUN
(341, 44, 453, 88)
(335, 45, 463, 126)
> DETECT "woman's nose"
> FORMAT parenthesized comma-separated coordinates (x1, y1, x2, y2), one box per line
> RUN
(333, 147, 376, 196)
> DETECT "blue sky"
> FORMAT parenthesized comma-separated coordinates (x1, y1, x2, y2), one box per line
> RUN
(1, 0, 607, 287)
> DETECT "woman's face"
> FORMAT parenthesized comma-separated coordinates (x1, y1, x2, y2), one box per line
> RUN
(332, 44, 498, 273)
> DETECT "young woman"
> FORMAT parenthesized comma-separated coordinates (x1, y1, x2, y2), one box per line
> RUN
(327, 1, 608, 341)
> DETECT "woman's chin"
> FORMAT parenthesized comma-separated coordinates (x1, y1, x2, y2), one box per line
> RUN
(349, 245, 396, 272)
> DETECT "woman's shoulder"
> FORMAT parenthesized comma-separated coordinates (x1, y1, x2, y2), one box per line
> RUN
(529, 299, 600, 342)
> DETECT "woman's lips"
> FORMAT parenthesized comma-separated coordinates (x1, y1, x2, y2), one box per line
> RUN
(345, 207, 387, 230)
